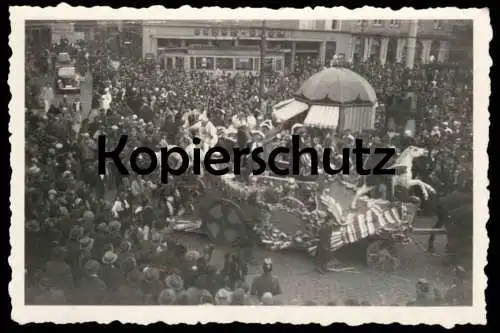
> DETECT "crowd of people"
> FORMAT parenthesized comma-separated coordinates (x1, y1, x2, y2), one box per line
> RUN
(24, 30, 472, 306)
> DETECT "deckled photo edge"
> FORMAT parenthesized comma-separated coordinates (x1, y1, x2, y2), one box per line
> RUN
(9, 6, 490, 326)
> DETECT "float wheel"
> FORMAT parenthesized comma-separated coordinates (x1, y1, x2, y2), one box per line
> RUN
(201, 198, 248, 245)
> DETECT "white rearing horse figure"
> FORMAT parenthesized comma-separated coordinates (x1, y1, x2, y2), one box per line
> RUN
(351, 145, 436, 209)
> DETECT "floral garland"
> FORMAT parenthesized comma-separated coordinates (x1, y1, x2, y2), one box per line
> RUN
(252, 203, 325, 252)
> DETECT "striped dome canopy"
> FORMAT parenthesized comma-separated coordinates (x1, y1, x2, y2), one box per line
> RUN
(295, 67, 377, 105)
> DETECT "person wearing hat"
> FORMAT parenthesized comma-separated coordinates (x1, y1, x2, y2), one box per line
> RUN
(174, 290, 190, 305)
(445, 266, 469, 305)
(142, 267, 164, 303)
(406, 278, 433, 306)
(76, 259, 108, 305)
(196, 244, 215, 275)
(25, 220, 42, 269)
(79, 236, 95, 253)
(250, 258, 282, 298)
(45, 246, 74, 293)
(193, 264, 224, 297)
(164, 272, 185, 294)
(214, 288, 232, 305)
(158, 288, 177, 305)
(230, 288, 247, 305)
(80, 210, 96, 235)
(199, 289, 214, 305)
(260, 292, 275, 306)
(65, 225, 84, 271)
(185, 286, 203, 305)
(315, 213, 335, 274)
(92, 222, 110, 259)
(117, 267, 145, 305)
(100, 251, 122, 294)
(221, 252, 248, 290)
(107, 220, 123, 249)
(115, 239, 133, 265)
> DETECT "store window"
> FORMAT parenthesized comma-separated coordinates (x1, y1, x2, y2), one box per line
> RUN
(263, 57, 274, 72)
(216, 57, 234, 70)
(254, 58, 260, 72)
(275, 58, 283, 71)
(235, 57, 253, 70)
(196, 57, 214, 70)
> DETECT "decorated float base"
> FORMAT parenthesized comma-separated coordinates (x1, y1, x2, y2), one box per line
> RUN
(169, 173, 421, 271)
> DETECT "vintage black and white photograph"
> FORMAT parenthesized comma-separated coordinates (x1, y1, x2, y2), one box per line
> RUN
(10, 6, 489, 325)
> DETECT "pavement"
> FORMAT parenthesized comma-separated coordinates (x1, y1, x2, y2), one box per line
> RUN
(171, 219, 468, 305)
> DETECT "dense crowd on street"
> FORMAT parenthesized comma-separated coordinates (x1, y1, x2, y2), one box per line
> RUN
(24, 33, 472, 306)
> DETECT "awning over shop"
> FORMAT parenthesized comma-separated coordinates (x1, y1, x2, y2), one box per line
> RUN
(303, 105, 340, 129)
(273, 100, 309, 122)
(272, 98, 294, 110)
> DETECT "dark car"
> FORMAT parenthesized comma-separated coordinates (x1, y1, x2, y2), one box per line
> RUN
(55, 52, 74, 68)
(55, 66, 81, 94)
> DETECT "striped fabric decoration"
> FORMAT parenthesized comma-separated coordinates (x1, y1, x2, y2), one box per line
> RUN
(328, 197, 413, 252)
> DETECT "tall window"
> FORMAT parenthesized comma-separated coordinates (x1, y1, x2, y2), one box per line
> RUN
(215, 57, 234, 70)
(275, 58, 283, 71)
(235, 57, 253, 70)
(331, 20, 339, 30)
(433, 20, 443, 30)
(390, 20, 400, 28)
(254, 58, 260, 72)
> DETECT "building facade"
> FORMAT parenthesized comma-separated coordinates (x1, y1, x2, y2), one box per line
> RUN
(141, 19, 471, 73)
(25, 19, 472, 72)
